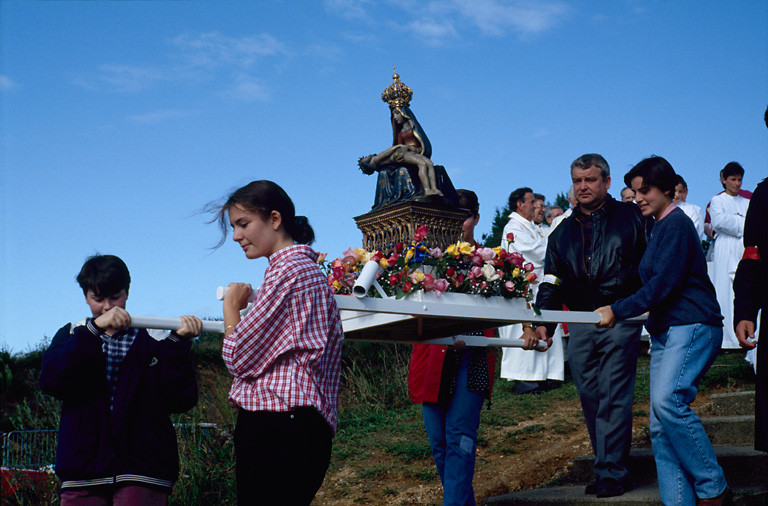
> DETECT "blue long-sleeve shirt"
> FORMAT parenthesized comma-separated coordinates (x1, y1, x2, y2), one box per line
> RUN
(611, 207, 722, 336)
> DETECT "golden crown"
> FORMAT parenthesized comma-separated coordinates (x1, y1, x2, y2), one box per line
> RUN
(381, 66, 413, 107)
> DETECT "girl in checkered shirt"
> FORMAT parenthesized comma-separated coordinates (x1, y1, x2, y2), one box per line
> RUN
(211, 180, 344, 505)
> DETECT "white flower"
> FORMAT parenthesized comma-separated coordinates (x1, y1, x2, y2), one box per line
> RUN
(481, 261, 500, 281)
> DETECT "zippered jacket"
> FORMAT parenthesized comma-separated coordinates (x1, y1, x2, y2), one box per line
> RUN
(536, 196, 647, 314)
(39, 320, 197, 491)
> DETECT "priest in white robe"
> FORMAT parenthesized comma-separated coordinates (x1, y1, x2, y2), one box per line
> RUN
(710, 162, 750, 349)
(499, 187, 565, 392)
(674, 174, 704, 240)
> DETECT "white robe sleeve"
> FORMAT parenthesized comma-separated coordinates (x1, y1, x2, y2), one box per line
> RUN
(710, 196, 744, 238)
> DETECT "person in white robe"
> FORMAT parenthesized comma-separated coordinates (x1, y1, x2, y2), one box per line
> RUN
(549, 186, 577, 233)
(674, 174, 705, 240)
(710, 162, 750, 349)
(499, 187, 565, 392)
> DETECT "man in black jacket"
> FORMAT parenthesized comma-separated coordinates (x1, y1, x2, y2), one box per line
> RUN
(534, 154, 647, 497)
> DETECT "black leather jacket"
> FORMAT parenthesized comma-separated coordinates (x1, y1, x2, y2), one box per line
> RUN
(536, 196, 647, 314)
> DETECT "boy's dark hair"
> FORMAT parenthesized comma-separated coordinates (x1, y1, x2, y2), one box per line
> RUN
(507, 187, 533, 213)
(720, 161, 744, 179)
(76, 254, 131, 296)
(624, 156, 677, 199)
(456, 189, 479, 217)
(533, 193, 546, 202)
(674, 174, 688, 190)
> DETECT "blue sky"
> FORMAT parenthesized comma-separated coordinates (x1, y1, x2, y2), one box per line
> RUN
(1, 0, 766, 352)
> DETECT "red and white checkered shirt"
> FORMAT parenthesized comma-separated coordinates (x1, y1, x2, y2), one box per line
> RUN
(222, 244, 344, 432)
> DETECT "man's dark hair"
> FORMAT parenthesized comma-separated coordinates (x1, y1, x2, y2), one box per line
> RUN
(624, 156, 677, 199)
(507, 187, 533, 213)
(533, 193, 545, 202)
(720, 161, 744, 180)
(76, 254, 131, 296)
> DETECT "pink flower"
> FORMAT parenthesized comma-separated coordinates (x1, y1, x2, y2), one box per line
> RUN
(523, 262, 534, 272)
(505, 281, 515, 291)
(508, 252, 524, 268)
(342, 248, 359, 261)
(429, 247, 443, 258)
(316, 252, 327, 264)
(476, 247, 495, 262)
(342, 273, 356, 287)
(469, 266, 483, 279)
(433, 278, 449, 296)
(414, 225, 429, 242)
(422, 273, 436, 290)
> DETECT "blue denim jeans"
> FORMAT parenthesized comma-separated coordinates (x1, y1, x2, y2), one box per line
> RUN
(422, 351, 485, 506)
(649, 324, 728, 505)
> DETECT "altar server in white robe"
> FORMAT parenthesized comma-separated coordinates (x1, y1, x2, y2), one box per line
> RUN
(499, 187, 565, 392)
(710, 162, 750, 349)
(674, 174, 705, 240)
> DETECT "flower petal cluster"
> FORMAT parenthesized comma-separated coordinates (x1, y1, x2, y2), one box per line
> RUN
(320, 227, 536, 300)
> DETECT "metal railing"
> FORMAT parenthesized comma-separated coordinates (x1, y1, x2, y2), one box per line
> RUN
(2, 430, 57, 470)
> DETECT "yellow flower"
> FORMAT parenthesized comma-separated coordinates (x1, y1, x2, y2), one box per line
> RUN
(411, 271, 425, 283)
(459, 242, 474, 255)
(445, 243, 460, 257)
(379, 258, 389, 269)
(493, 246, 503, 255)
(333, 280, 342, 290)
(513, 268, 520, 277)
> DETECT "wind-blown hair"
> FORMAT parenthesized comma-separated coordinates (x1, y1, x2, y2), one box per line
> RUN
(457, 189, 479, 218)
(571, 153, 610, 181)
(210, 180, 315, 248)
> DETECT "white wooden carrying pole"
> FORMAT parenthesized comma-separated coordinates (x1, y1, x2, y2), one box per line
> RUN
(129, 288, 646, 349)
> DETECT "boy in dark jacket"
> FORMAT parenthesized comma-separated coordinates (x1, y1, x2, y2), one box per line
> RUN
(40, 254, 200, 505)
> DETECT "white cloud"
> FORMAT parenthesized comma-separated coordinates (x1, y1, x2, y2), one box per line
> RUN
(96, 64, 171, 92)
(128, 109, 195, 124)
(222, 74, 270, 102)
(323, 0, 374, 20)
(408, 18, 459, 45)
(172, 32, 286, 69)
(0, 74, 18, 91)
(447, 0, 568, 36)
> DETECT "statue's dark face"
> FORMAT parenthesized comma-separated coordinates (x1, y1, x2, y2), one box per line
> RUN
(391, 108, 404, 125)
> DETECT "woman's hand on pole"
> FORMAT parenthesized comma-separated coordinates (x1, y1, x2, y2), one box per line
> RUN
(595, 306, 616, 328)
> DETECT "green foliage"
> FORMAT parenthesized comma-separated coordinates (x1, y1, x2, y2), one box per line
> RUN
(481, 204, 511, 247)
(554, 191, 569, 212)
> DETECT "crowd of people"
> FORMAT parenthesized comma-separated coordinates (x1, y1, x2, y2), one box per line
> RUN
(38, 136, 765, 504)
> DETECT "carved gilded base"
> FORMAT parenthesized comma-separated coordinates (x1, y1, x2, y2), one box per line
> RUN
(354, 200, 466, 252)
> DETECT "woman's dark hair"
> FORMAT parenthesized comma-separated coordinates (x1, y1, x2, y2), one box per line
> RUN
(76, 254, 131, 296)
(211, 180, 315, 247)
(624, 156, 677, 199)
(507, 187, 532, 213)
(456, 189, 479, 217)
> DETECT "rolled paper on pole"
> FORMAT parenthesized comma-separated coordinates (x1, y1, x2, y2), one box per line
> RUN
(130, 316, 225, 334)
(216, 286, 256, 302)
(353, 261, 383, 298)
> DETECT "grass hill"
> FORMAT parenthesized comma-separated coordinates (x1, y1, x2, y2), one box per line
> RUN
(0, 335, 756, 505)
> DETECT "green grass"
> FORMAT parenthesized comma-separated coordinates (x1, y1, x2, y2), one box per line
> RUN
(0, 340, 756, 505)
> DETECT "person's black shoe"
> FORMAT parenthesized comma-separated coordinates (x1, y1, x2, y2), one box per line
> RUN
(584, 479, 599, 495)
(596, 477, 625, 498)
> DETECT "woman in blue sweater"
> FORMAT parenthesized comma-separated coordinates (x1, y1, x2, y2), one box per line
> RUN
(595, 156, 730, 505)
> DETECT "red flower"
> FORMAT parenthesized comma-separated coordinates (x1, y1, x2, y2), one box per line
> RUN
(403, 281, 413, 292)
(446, 267, 456, 277)
(523, 262, 534, 272)
(506, 232, 515, 243)
(394, 242, 404, 252)
(414, 225, 429, 243)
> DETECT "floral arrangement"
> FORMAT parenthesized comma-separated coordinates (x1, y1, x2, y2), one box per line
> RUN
(319, 225, 537, 301)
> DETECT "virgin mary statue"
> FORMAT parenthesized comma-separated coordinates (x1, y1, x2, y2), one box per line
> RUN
(359, 71, 459, 210)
